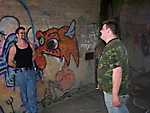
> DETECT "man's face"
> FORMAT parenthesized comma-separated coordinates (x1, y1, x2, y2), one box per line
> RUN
(17, 29, 25, 39)
(100, 24, 108, 41)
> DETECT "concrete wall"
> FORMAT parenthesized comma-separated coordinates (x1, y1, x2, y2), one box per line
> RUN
(0, 0, 100, 112)
(119, 1, 150, 112)
(120, 0, 150, 75)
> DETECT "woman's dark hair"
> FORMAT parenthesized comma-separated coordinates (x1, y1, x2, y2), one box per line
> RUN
(15, 26, 25, 34)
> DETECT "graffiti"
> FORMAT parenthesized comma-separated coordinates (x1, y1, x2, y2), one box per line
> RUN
(0, 105, 4, 113)
(18, 0, 36, 45)
(0, 19, 37, 84)
(0, 17, 79, 113)
(55, 67, 75, 91)
(139, 25, 150, 56)
(79, 24, 99, 51)
(80, 43, 91, 50)
(0, 77, 20, 113)
(0, 16, 21, 75)
(0, 15, 37, 85)
(80, 33, 97, 50)
(0, 19, 79, 113)
(6, 96, 15, 113)
(38, 80, 61, 107)
(0, 33, 17, 84)
(0, 1, 80, 112)
(0, 15, 37, 113)
(34, 20, 79, 69)
(38, 78, 74, 108)
(33, 20, 78, 102)
(0, 16, 20, 35)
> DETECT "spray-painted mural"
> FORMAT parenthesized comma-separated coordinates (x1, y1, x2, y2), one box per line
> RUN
(0, 1, 80, 112)
(34, 19, 79, 94)
(0, 17, 79, 113)
(34, 20, 79, 69)
(0, 0, 100, 112)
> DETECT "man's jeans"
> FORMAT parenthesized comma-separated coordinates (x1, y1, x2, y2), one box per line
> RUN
(15, 69, 37, 113)
(104, 91, 129, 113)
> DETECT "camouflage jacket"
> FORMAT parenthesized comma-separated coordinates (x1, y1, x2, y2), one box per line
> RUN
(97, 38, 128, 95)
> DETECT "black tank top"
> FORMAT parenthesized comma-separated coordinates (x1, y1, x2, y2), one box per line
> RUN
(14, 43, 33, 68)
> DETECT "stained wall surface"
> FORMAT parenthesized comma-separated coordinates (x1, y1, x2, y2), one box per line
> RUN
(0, 0, 100, 112)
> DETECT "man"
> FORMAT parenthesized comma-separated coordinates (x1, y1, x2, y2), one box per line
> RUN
(8, 26, 37, 113)
(97, 19, 129, 113)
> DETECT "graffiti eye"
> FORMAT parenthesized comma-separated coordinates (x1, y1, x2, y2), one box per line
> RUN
(47, 39, 58, 50)
(38, 37, 45, 46)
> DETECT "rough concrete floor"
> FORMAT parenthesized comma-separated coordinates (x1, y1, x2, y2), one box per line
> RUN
(39, 84, 107, 113)
(38, 84, 149, 113)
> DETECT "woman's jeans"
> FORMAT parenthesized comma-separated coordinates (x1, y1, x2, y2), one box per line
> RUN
(15, 69, 37, 113)
(104, 91, 129, 113)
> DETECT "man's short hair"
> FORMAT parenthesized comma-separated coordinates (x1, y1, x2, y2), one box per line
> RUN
(15, 26, 25, 34)
(102, 18, 120, 35)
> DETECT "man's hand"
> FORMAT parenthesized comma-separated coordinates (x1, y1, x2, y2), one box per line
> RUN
(112, 95, 121, 107)
(112, 66, 122, 107)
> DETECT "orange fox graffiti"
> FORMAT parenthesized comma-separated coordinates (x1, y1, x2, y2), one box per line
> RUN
(34, 20, 79, 70)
